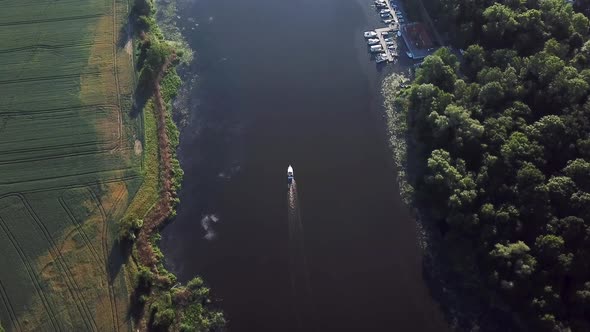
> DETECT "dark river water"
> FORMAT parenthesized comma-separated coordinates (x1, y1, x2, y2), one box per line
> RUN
(160, 0, 449, 330)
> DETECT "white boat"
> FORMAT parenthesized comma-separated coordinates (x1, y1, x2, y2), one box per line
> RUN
(287, 165, 294, 185)
(383, 18, 394, 24)
(370, 45, 384, 52)
(376, 54, 388, 63)
(380, 13, 391, 18)
(367, 38, 380, 45)
(364, 31, 377, 38)
(397, 30, 402, 37)
(386, 40, 395, 46)
(380, 9, 391, 14)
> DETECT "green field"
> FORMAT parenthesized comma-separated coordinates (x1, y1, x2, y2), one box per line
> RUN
(0, 0, 145, 330)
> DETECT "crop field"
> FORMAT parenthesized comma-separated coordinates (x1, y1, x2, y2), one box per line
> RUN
(0, 0, 145, 330)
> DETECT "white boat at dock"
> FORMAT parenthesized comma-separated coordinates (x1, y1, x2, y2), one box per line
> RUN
(370, 44, 384, 53)
(364, 31, 377, 38)
(367, 38, 380, 45)
(375, 53, 388, 63)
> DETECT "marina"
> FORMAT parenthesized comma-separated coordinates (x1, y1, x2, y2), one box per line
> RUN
(364, 0, 402, 64)
(365, 0, 440, 64)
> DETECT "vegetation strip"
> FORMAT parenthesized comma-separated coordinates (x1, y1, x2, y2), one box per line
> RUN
(118, 0, 226, 330)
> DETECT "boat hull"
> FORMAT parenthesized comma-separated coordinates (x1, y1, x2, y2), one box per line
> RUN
(287, 165, 294, 185)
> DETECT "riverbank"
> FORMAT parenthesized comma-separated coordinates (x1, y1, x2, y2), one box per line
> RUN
(382, 73, 508, 331)
(119, 0, 224, 330)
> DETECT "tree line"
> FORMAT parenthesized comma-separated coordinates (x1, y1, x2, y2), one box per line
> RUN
(393, 0, 590, 330)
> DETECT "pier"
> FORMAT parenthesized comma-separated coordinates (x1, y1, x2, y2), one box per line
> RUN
(375, 27, 396, 62)
(366, 0, 401, 63)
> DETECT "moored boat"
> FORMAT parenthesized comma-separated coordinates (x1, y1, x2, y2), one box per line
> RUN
(367, 38, 380, 45)
(364, 31, 377, 38)
(370, 44, 384, 52)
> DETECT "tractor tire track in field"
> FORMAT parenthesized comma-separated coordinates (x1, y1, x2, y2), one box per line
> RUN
(0, 147, 131, 166)
(0, 103, 117, 115)
(0, 14, 104, 27)
(0, 144, 119, 164)
(58, 194, 105, 266)
(0, 216, 61, 332)
(0, 71, 101, 85)
(86, 187, 120, 332)
(0, 167, 136, 186)
(0, 279, 23, 332)
(111, 0, 123, 149)
(18, 195, 98, 332)
(0, 42, 104, 54)
(101, 182, 128, 331)
(0, 142, 105, 158)
(0, 175, 140, 196)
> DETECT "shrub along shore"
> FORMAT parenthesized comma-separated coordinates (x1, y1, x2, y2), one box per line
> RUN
(120, 0, 225, 330)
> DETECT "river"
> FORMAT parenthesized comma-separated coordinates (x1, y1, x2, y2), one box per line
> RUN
(160, 0, 449, 330)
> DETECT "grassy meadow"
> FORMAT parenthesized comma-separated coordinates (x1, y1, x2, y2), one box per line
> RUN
(0, 0, 149, 330)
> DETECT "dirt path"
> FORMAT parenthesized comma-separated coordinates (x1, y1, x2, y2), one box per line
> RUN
(136, 54, 176, 269)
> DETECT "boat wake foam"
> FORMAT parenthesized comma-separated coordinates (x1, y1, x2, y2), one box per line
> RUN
(287, 181, 314, 330)
(201, 214, 220, 240)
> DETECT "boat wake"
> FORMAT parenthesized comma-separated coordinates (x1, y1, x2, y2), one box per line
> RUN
(287, 181, 314, 330)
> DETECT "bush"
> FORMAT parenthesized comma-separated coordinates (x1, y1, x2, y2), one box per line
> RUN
(153, 308, 175, 328)
(117, 216, 143, 241)
(135, 265, 153, 291)
(133, 0, 155, 16)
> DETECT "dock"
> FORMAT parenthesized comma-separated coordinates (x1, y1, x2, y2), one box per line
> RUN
(375, 27, 395, 62)
(367, 0, 402, 63)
